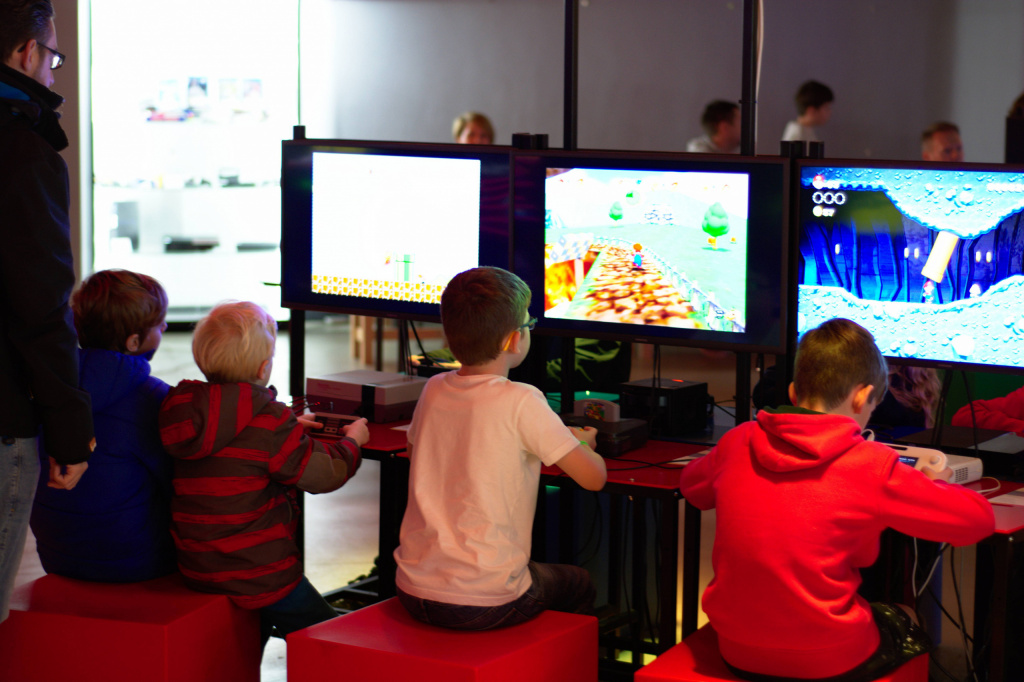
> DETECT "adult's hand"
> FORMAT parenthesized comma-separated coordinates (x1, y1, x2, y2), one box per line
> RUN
(47, 458, 88, 490)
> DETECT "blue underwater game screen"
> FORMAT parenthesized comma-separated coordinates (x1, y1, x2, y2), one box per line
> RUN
(797, 164, 1024, 371)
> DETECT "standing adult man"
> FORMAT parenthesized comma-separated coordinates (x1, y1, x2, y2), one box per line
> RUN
(1, 0, 94, 622)
(921, 121, 964, 162)
(686, 100, 741, 154)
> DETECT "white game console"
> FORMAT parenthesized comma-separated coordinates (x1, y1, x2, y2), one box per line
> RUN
(306, 370, 427, 423)
(888, 444, 983, 484)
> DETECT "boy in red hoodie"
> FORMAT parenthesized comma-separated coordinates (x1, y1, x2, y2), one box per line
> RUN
(680, 318, 995, 681)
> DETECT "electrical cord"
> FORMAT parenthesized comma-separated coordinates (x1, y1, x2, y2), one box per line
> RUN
(924, 584, 973, 646)
(973, 477, 1003, 496)
(949, 546, 980, 682)
(913, 538, 948, 599)
(713, 402, 737, 420)
(646, 345, 662, 430)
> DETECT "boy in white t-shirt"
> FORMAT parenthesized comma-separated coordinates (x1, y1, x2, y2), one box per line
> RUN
(782, 80, 833, 144)
(394, 266, 607, 629)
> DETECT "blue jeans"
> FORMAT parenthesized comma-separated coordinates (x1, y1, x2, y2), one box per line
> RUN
(397, 561, 595, 631)
(259, 576, 338, 650)
(0, 437, 40, 623)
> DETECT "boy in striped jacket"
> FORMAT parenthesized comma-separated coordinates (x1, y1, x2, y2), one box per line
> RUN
(159, 301, 368, 650)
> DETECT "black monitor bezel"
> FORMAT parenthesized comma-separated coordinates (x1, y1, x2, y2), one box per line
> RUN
(512, 149, 790, 354)
(281, 138, 512, 322)
(795, 156, 1024, 376)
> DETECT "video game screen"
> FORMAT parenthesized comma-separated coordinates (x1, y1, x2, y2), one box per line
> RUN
(514, 152, 788, 353)
(797, 162, 1024, 371)
(310, 152, 479, 305)
(544, 168, 749, 331)
(281, 140, 510, 320)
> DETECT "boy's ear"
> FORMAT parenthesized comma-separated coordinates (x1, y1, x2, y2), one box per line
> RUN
(851, 384, 875, 414)
(257, 359, 271, 382)
(787, 382, 798, 405)
(502, 330, 521, 354)
(125, 333, 141, 353)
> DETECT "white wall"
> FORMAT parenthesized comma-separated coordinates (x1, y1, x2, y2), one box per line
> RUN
(756, 0, 959, 159)
(949, 1, 1024, 163)
(303, 0, 1022, 163)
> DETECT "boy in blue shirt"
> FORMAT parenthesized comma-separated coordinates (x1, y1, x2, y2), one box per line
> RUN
(31, 269, 176, 582)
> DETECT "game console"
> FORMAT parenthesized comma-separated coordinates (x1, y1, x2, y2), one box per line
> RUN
(889, 444, 983, 484)
(561, 398, 648, 458)
(306, 370, 427, 423)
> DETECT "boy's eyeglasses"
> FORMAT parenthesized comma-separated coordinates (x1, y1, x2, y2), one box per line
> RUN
(518, 317, 537, 332)
(39, 43, 65, 70)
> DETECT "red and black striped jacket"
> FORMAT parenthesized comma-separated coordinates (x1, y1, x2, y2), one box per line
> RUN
(159, 380, 360, 609)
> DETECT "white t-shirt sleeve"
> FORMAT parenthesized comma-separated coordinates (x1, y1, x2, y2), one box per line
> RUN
(406, 372, 442, 447)
(515, 386, 580, 467)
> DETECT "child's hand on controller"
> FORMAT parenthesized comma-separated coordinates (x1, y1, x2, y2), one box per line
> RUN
(572, 425, 598, 450)
(923, 465, 953, 483)
(342, 417, 370, 447)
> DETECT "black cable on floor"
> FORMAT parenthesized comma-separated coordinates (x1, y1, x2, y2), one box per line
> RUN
(949, 547, 980, 682)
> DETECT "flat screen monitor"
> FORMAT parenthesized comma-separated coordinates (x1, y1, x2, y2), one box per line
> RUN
(281, 139, 511, 320)
(513, 151, 789, 353)
(796, 160, 1024, 372)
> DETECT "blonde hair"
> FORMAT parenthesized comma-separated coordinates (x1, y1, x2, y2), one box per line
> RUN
(887, 366, 942, 428)
(192, 301, 277, 383)
(452, 111, 494, 143)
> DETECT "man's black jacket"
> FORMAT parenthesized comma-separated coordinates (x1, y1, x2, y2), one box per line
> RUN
(0, 63, 93, 464)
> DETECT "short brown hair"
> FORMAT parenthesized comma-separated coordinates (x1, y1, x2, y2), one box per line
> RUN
(440, 267, 531, 366)
(921, 121, 959, 145)
(72, 269, 168, 352)
(700, 100, 739, 137)
(452, 111, 494, 143)
(792, 318, 887, 409)
(0, 0, 53, 62)
(794, 80, 833, 115)
(192, 301, 277, 383)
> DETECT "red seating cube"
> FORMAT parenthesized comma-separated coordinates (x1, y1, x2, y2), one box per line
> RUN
(0, 574, 260, 682)
(288, 597, 598, 682)
(635, 624, 928, 682)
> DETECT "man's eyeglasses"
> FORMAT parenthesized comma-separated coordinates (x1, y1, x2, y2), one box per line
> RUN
(38, 43, 64, 70)
(518, 317, 537, 332)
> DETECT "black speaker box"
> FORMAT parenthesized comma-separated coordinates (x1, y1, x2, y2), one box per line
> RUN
(619, 378, 710, 437)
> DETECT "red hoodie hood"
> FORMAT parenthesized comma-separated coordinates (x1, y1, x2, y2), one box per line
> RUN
(752, 407, 865, 473)
(160, 380, 278, 460)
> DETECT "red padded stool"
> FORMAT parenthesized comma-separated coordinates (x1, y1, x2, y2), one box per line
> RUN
(0, 573, 260, 682)
(634, 624, 928, 682)
(288, 597, 598, 682)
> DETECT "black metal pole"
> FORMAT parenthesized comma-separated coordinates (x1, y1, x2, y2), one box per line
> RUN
(288, 310, 306, 400)
(287, 126, 307, 565)
(734, 0, 759, 423)
(287, 125, 307, 402)
(563, 0, 579, 152)
(560, 0, 580, 415)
